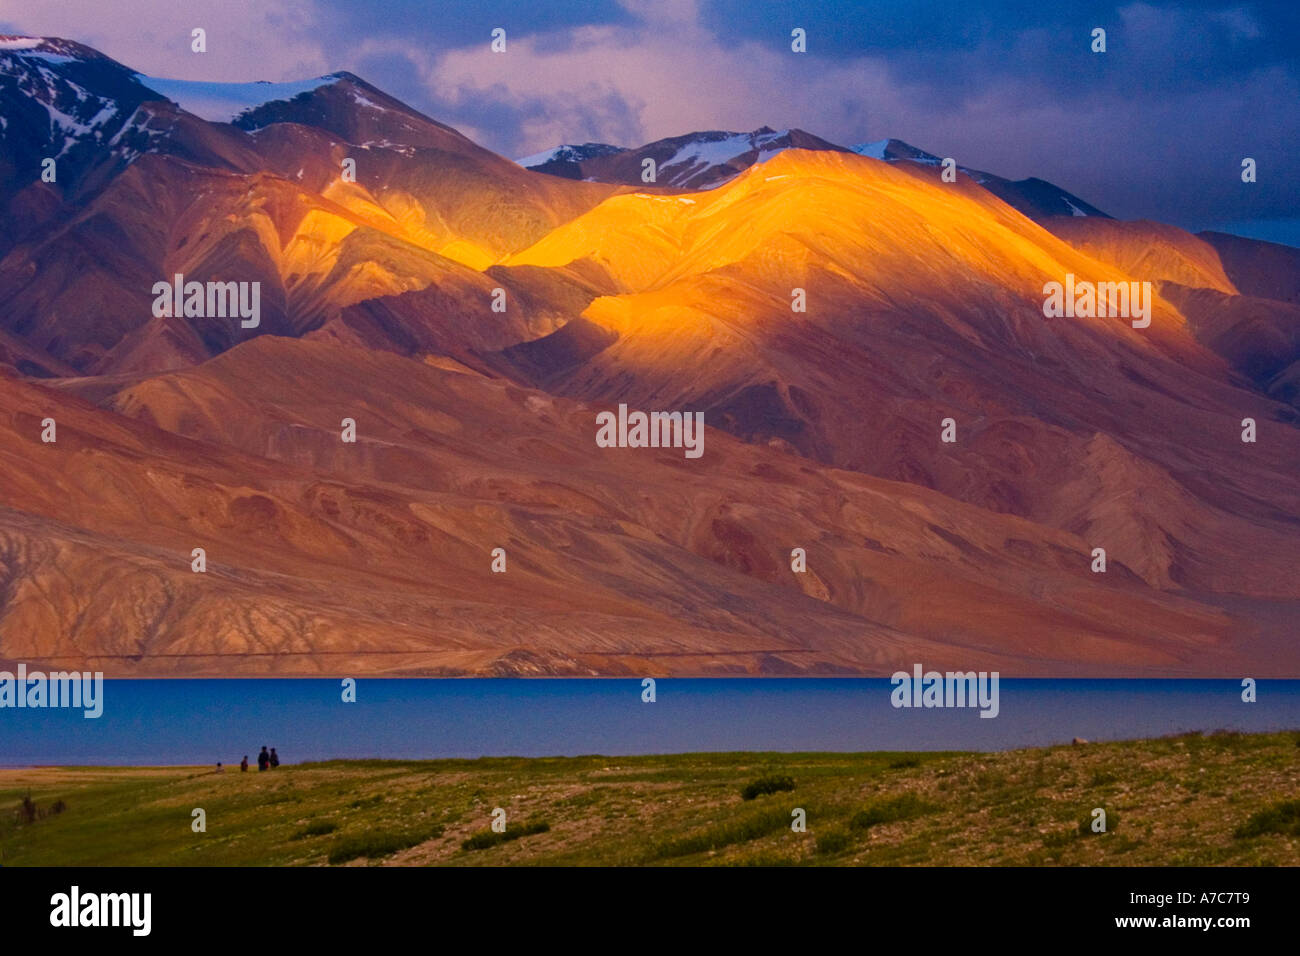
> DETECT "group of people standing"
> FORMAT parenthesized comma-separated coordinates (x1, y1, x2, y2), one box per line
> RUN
(238, 746, 280, 772)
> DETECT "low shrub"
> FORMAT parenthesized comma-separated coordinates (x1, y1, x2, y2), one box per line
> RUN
(1234, 800, 1300, 839)
(461, 818, 550, 852)
(849, 793, 936, 831)
(652, 807, 791, 860)
(328, 825, 443, 864)
(741, 775, 796, 801)
(815, 828, 851, 855)
(292, 820, 338, 840)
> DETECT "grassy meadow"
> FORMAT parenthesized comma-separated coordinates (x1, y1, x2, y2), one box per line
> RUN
(1, 731, 1297, 866)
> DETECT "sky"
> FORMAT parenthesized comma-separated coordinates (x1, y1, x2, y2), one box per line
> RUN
(2, 0, 1297, 244)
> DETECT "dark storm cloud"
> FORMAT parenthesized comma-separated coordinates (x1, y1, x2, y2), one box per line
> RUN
(701, 0, 1298, 87)
(316, 0, 635, 48)
(4, 0, 1294, 242)
(314, 0, 1298, 240)
(688, 0, 1299, 241)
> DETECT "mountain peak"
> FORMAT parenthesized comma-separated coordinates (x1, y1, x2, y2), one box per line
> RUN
(515, 142, 627, 173)
(521, 126, 847, 189)
(0, 35, 115, 63)
(850, 138, 1109, 219)
(136, 73, 349, 124)
(0, 35, 163, 194)
(850, 138, 940, 163)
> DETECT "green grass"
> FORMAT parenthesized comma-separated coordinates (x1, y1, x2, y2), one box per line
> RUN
(849, 794, 935, 831)
(329, 826, 444, 864)
(815, 828, 852, 856)
(741, 775, 796, 801)
(651, 805, 793, 860)
(291, 820, 338, 840)
(0, 731, 1296, 866)
(1234, 799, 1300, 839)
(461, 818, 550, 852)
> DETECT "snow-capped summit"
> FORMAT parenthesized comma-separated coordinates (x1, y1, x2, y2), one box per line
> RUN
(654, 127, 798, 185)
(850, 137, 1110, 220)
(851, 138, 944, 165)
(0, 37, 479, 214)
(523, 126, 849, 189)
(0, 35, 114, 61)
(0, 35, 165, 190)
(517, 142, 625, 167)
(522, 122, 1112, 219)
(137, 74, 347, 125)
(515, 142, 627, 179)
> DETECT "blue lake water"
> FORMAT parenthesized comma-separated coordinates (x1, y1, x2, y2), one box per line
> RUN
(1, 679, 1297, 765)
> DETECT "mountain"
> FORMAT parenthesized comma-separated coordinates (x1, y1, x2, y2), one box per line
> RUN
(4, 335, 1255, 676)
(0, 36, 620, 376)
(0, 36, 161, 224)
(518, 124, 1110, 222)
(1, 36, 1298, 678)
(499, 150, 1300, 604)
(1199, 230, 1300, 305)
(522, 126, 849, 189)
(1040, 217, 1300, 407)
(515, 143, 627, 180)
(1042, 217, 1236, 293)
(851, 138, 1111, 220)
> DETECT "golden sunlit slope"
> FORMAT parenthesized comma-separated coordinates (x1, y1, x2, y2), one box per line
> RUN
(0, 146, 611, 376)
(506, 149, 1218, 396)
(495, 150, 1300, 605)
(1, 335, 1275, 676)
(7, 36, 1299, 681)
(244, 121, 622, 270)
(0, 68, 622, 379)
(1043, 219, 1300, 409)
(509, 151, 1178, 322)
(1044, 217, 1238, 295)
(232, 72, 623, 259)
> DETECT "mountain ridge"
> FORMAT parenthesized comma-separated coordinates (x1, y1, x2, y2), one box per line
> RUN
(1, 36, 1298, 676)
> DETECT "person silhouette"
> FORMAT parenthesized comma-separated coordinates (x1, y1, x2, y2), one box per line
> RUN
(269, 747, 280, 769)
(258, 746, 270, 771)
(240, 755, 248, 772)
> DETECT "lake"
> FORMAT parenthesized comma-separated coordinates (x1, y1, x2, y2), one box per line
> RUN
(1, 678, 1297, 765)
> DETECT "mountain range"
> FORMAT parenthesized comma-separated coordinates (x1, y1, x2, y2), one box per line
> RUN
(2, 35, 1298, 677)
(518, 129, 1111, 221)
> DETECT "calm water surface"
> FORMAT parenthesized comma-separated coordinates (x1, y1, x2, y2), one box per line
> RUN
(1, 678, 1296, 765)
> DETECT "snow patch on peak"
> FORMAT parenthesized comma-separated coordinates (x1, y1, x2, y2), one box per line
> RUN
(851, 139, 944, 166)
(851, 139, 890, 160)
(137, 74, 341, 123)
(753, 127, 789, 150)
(0, 36, 108, 63)
(516, 142, 625, 167)
(662, 128, 791, 177)
(347, 86, 391, 113)
(1063, 197, 1089, 217)
(0, 37, 83, 66)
